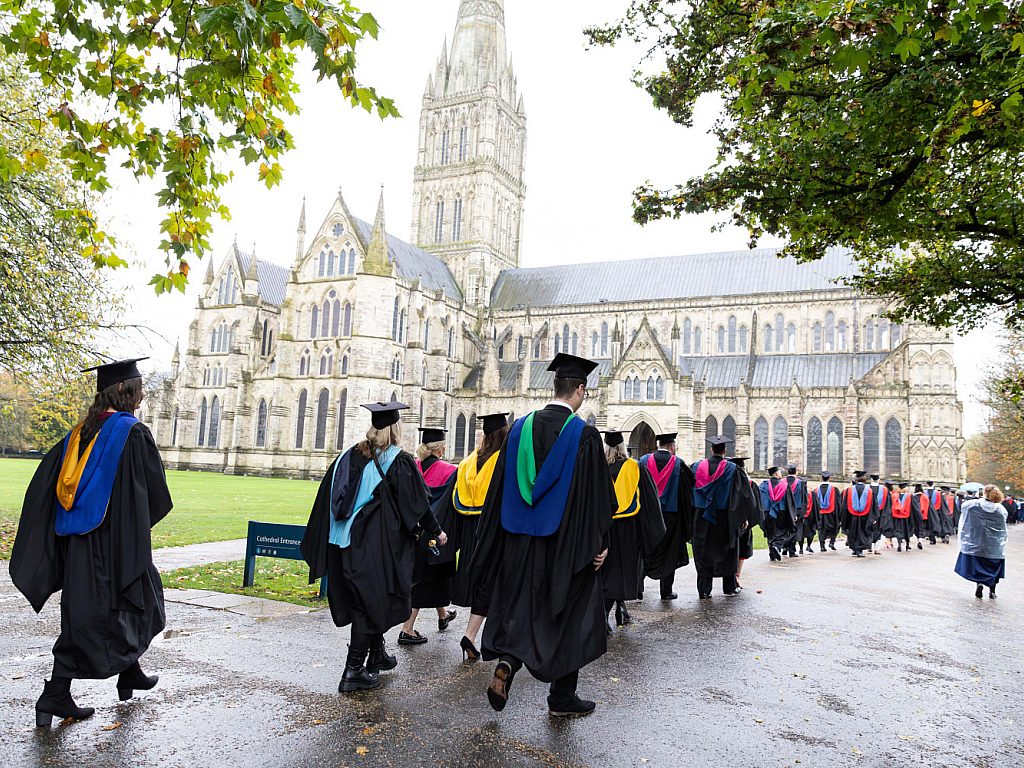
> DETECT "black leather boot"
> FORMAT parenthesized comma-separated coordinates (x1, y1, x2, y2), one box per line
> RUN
(366, 639, 397, 673)
(35, 677, 94, 727)
(339, 646, 379, 693)
(618, 601, 633, 626)
(117, 661, 159, 701)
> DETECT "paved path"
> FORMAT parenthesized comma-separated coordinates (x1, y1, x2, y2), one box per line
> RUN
(151, 538, 247, 571)
(1, 531, 1023, 767)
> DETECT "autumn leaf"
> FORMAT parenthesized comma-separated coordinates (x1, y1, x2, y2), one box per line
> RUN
(101, 722, 123, 731)
(355, 746, 369, 756)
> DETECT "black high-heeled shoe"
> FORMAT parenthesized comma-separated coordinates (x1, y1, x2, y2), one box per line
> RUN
(35, 678, 94, 727)
(438, 609, 457, 632)
(460, 636, 480, 662)
(116, 661, 158, 702)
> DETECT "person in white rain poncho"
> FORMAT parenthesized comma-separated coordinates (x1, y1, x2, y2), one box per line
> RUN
(954, 485, 1008, 600)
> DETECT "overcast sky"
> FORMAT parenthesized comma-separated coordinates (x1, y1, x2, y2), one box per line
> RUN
(99, 0, 997, 436)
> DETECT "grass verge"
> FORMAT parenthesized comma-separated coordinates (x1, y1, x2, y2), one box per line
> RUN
(160, 558, 326, 608)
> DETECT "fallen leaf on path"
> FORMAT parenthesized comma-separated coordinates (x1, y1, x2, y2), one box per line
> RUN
(362, 726, 374, 735)
(10, 672, 25, 680)
(101, 722, 123, 731)
(756, 589, 763, 594)
(355, 746, 369, 756)
(753, 717, 764, 724)
(312, 719, 324, 725)
(610, 677, 620, 683)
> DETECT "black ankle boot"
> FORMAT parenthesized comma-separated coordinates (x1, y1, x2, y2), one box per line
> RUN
(366, 642, 397, 673)
(117, 661, 159, 701)
(339, 647, 379, 693)
(35, 677, 94, 727)
(618, 601, 633, 626)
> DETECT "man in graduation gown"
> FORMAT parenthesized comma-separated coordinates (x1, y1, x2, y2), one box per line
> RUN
(731, 457, 762, 590)
(641, 432, 696, 600)
(690, 436, 756, 598)
(842, 471, 874, 557)
(939, 485, 957, 540)
(924, 480, 950, 543)
(868, 474, 891, 554)
(10, 358, 172, 726)
(600, 429, 666, 630)
(760, 466, 797, 561)
(890, 482, 914, 551)
(786, 464, 810, 556)
(911, 483, 932, 548)
(812, 472, 840, 551)
(470, 353, 616, 718)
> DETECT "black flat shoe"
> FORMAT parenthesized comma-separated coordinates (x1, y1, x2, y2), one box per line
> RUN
(487, 662, 513, 712)
(116, 662, 159, 701)
(699, 593, 712, 599)
(975, 584, 984, 599)
(398, 630, 427, 646)
(829, 542, 836, 551)
(917, 541, 923, 550)
(338, 665, 380, 693)
(769, 546, 781, 561)
(35, 679, 94, 727)
(548, 694, 596, 718)
(989, 587, 997, 599)
(438, 610, 457, 632)
(661, 592, 678, 601)
(460, 636, 480, 662)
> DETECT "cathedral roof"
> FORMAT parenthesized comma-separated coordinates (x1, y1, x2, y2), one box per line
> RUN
(236, 251, 290, 306)
(353, 219, 462, 300)
(680, 352, 890, 389)
(490, 247, 857, 308)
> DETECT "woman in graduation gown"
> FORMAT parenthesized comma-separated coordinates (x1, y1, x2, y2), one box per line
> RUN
(640, 433, 695, 601)
(841, 471, 874, 557)
(441, 413, 510, 661)
(10, 358, 172, 727)
(760, 467, 797, 561)
(911, 483, 932, 548)
(811, 473, 840, 551)
(889, 483, 914, 552)
(600, 429, 665, 631)
(301, 400, 447, 693)
(397, 428, 458, 646)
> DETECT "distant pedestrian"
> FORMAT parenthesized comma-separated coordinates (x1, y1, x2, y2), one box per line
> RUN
(786, 464, 808, 556)
(811, 472, 839, 551)
(301, 400, 447, 693)
(761, 466, 797, 561)
(842, 470, 873, 557)
(889, 483, 914, 552)
(911, 483, 933, 548)
(955, 485, 1008, 599)
(10, 358, 172, 727)
(1002, 495, 1017, 527)
(641, 432, 695, 600)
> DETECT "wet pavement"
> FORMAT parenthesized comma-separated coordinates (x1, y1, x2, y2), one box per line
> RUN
(1, 532, 1022, 768)
(151, 539, 247, 571)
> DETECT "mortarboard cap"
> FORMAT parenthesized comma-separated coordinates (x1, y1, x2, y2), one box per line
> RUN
(870, 473, 880, 481)
(417, 427, 447, 444)
(926, 480, 934, 485)
(547, 353, 599, 381)
(854, 470, 868, 480)
(767, 466, 780, 475)
(361, 400, 409, 430)
(601, 429, 628, 448)
(82, 357, 148, 393)
(478, 413, 509, 436)
(706, 434, 731, 450)
(728, 456, 749, 468)
(899, 482, 909, 488)
(656, 433, 677, 446)
(820, 472, 832, 480)
(787, 463, 798, 473)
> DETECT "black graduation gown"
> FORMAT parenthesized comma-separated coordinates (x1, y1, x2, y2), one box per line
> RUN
(645, 453, 696, 579)
(411, 457, 457, 609)
(738, 478, 762, 560)
(692, 459, 755, 580)
(301, 450, 440, 635)
(9, 424, 172, 679)
(841, 483, 874, 553)
(442, 461, 492, 614)
(469, 406, 615, 683)
(812, 484, 841, 540)
(875, 486, 895, 538)
(602, 459, 666, 602)
(787, 476, 809, 545)
(911, 494, 929, 539)
(760, 478, 797, 552)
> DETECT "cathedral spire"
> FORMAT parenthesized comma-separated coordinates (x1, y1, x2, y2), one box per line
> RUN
(294, 197, 306, 266)
(363, 186, 391, 276)
(204, 256, 215, 285)
(448, 0, 508, 94)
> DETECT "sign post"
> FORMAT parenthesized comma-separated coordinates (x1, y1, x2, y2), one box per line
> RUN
(242, 521, 326, 599)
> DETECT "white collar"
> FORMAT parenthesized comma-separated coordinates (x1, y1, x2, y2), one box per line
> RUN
(543, 400, 574, 411)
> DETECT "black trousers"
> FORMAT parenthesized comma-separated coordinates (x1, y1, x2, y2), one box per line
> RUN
(697, 574, 737, 596)
(660, 574, 676, 598)
(499, 655, 579, 707)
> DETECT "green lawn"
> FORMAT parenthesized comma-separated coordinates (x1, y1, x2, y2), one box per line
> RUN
(161, 559, 325, 608)
(0, 458, 319, 555)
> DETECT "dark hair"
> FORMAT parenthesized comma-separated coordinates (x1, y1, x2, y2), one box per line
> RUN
(553, 376, 585, 399)
(79, 377, 144, 449)
(477, 425, 510, 468)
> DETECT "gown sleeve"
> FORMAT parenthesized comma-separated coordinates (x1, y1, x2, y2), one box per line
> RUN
(637, 463, 668, 578)
(8, 442, 64, 613)
(136, 423, 173, 527)
(300, 456, 337, 584)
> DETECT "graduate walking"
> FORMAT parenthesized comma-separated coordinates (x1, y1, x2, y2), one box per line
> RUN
(811, 472, 840, 551)
(732, 457, 761, 590)
(867, 474, 891, 554)
(301, 400, 447, 693)
(470, 354, 616, 717)
(889, 483, 914, 551)
(786, 465, 810, 555)
(841, 471, 874, 557)
(642, 433, 696, 600)
(690, 436, 757, 598)
(912, 483, 934, 548)
(760, 467, 797, 561)
(10, 359, 172, 727)
(600, 429, 666, 630)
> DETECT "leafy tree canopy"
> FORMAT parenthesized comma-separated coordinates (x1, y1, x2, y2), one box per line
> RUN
(0, 0, 397, 293)
(588, 1, 1024, 330)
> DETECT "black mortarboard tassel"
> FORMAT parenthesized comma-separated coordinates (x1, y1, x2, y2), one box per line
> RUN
(478, 413, 510, 436)
(547, 352, 599, 381)
(361, 400, 409, 430)
(81, 357, 149, 393)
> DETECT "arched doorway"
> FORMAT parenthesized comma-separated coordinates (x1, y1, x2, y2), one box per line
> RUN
(629, 421, 656, 458)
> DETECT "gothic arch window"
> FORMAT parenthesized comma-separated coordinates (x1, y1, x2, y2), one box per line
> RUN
(453, 197, 463, 241)
(434, 200, 445, 243)
(571, 333, 578, 355)
(825, 311, 836, 351)
(591, 332, 598, 357)
(694, 327, 702, 353)
(171, 406, 179, 446)
(343, 302, 353, 336)
(646, 375, 656, 400)
(716, 325, 725, 353)
(813, 322, 823, 352)
(786, 323, 796, 352)
(295, 390, 308, 449)
(202, 366, 210, 387)
(772, 416, 788, 466)
(774, 314, 785, 351)
(754, 417, 769, 471)
(208, 396, 221, 448)
(298, 349, 310, 377)
(682, 319, 692, 354)
(260, 319, 270, 357)
(445, 368, 452, 393)
(335, 390, 348, 450)
(601, 322, 609, 355)
(890, 323, 903, 347)
(255, 399, 268, 448)
(656, 376, 665, 400)
(885, 418, 903, 476)
(864, 318, 875, 350)
(454, 413, 467, 460)
(763, 324, 774, 352)
(827, 417, 843, 472)
(806, 417, 823, 474)
(863, 417, 880, 474)
(728, 316, 737, 352)
(739, 325, 749, 352)
(327, 249, 337, 277)
(319, 350, 333, 376)
(876, 319, 889, 350)
(562, 324, 570, 350)
(310, 305, 319, 339)
(554, 333, 561, 354)
(318, 250, 326, 277)
(517, 335, 525, 358)
(197, 398, 208, 446)
(391, 356, 402, 383)
(723, 415, 736, 445)
(459, 125, 468, 162)
(423, 319, 431, 350)
(447, 327, 455, 357)
(837, 321, 848, 351)
(391, 297, 400, 340)
(705, 415, 719, 458)
(399, 309, 408, 344)
(330, 294, 341, 337)
(340, 350, 349, 376)
(314, 389, 330, 450)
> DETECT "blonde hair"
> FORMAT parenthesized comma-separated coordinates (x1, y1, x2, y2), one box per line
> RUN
(605, 443, 628, 465)
(984, 484, 1004, 504)
(415, 440, 445, 462)
(357, 423, 402, 458)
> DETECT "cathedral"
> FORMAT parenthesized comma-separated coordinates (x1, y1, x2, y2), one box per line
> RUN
(151, 0, 966, 484)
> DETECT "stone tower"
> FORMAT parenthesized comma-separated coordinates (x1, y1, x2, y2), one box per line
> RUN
(410, 0, 527, 308)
